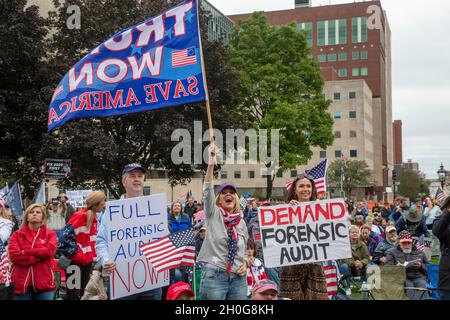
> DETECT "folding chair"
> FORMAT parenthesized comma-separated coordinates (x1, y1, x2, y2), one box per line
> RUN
(367, 265, 409, 300)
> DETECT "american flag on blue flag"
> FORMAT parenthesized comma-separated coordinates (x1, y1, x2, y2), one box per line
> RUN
(285, 159, 329, 194)
(172, 47, 197, 68)
(435, 187, 446, 204)
(306, 159, 329, 195)
(140, 227, 196, 273)
(416, 234, 425, 252)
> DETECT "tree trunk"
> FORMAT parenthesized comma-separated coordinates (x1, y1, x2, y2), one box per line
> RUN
(266, 174, 273, 199)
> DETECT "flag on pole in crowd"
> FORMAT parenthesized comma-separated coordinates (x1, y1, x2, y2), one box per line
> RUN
(435, 187, 446, 204)
(140, 227, 196, 273)
(186, 189, 193, 200)
(5, 181, 24, 219)
(416, 234, 425, 252)
(47, 0, 207, 132)
(239, 196, 248, 210)
(322, 260, 339, 299)
(285, 159, 329, 194)
(0, 184, 9, 198)
(32, 180, 46, 205)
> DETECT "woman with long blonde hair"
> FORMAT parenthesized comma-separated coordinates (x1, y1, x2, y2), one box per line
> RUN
(197, 145, 249, 300)
(0, 199, 14, 244)
(63, 191, 106, 300)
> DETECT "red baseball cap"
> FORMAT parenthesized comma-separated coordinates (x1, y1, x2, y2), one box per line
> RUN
(251, 279, 279, 295)
(166, 282, 195, 300)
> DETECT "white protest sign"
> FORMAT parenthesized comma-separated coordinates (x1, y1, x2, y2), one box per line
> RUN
(258, 199, 352, 268)
(104, 194, 169, 300)
(66, 189, 92, 208)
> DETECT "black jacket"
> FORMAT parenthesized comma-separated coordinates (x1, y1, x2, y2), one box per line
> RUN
(385, 246, 428, 280)
(432, 209, 450, 291)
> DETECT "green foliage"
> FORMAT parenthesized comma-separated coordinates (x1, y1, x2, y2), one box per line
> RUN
(229, 13, 334, 197)
(328, 159, 374, 198)
(397, 170, 421, 201)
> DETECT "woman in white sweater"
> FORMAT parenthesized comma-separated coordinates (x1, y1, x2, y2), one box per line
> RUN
(0, 199, 14, 245)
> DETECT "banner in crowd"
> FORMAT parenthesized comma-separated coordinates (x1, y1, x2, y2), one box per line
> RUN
(5, 182, 24, 219)
(31, 180, 46, 205)
(66, 189, 92, 208)
(258, 199, 352, 268)
(48, 0, 207, 132)
(44, 159, 72, 178)
(104, 194, 169, 300)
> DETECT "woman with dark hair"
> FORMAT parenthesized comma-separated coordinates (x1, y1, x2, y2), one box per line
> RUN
(168, 201, 191, 234)
(279, 173, 328, 300)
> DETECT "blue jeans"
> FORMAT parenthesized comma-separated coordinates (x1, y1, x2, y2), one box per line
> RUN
(405, 278, 430, 300)
(200, 264, 247, 300)
(338, 263, 352, 289)
(117, 287, 162, 300)
(15, 290, 55, 300)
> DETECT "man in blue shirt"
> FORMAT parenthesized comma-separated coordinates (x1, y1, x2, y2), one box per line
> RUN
(96, 163, 162, 300)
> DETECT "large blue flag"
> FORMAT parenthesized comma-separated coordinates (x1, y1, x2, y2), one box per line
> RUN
(5, 182, 24, 219)
(48, 0, 207, 132)
(32, 180, 46, 205)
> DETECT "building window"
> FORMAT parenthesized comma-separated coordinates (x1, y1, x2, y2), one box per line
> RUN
(352, 68, 359, 76)
(320, 150, 327, 158)
(234, 171, 241, 179)
(338, 69, 347, 77)
(317, 21, 326, 46)
(333, 112, 342, 119)
(318, 54, 326, 62)
(291, 170, 298, 178)
(248, 171, 255, 179)
(333, 92, 341, 100)
(338, 52, 347, 61)
(349, 111, 357, 118)
(352, 51, 359, 60)
(335, 150, 342, 158)
(352, 17, 367, 43)
(361, 67, 368, 76)
(350, 130, 357, 138)
(220, 171, 228, 179)
(334, 131, 341, 138)
(328, 19, 336, 45)
(339, 19, 347, 44)
(350, 150, 358, 158)
(349, 92, 357, 99)
(277, 169, 283, 178)
(328, 53, 337, 62)
(297, 22, 313, 47)
(361, 50, 368, 59)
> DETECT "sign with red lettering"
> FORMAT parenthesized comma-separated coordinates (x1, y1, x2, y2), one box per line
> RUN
(104, 194, 169, 299)
(258, 199, 352, 268)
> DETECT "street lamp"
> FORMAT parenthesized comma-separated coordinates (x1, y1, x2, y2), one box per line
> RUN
(437, 163, 447, 189)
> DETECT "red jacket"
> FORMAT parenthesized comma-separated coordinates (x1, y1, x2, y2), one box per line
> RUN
(8, 225, 57, 295)
(67, 209, 98, 266)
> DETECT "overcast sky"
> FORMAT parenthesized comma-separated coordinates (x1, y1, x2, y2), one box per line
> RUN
(208, 0, 450, 179)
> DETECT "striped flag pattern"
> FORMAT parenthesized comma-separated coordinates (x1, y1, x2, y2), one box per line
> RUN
(140, 227, 196, 273)
(416, 234, 425, 252)
(172, 47, 197, 68)
(240, 196, 248, 210)
(285, 159, 329, 195)
(0, 241, 11, 285)
(322, 260, 339, 299)
(435, 187, 446, 203)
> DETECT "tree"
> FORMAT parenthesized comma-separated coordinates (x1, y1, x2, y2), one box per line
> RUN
(0, 0, 51, 199)
(397, 170, 421, 201)
(229, 13, 334, 198)
(327, 159, 374, 198)
(35, 0, 242, 198)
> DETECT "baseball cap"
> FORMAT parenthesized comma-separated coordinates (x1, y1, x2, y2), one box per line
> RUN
(251, 279, 279, 295)
(51, 198, 59, 205)
(122, 163, 147, 175)
(218, 183, 237, 194)
(398, 230, 413, 243)
(166, 282, 195, 300)
(386, 226, 397, 233)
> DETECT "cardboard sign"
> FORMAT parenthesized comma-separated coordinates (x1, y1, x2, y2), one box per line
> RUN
(258, 199, 352, 268)
(104, 194, 169, 299)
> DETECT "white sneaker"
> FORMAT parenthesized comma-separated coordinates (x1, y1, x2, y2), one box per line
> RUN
(345, 288, 352, 296)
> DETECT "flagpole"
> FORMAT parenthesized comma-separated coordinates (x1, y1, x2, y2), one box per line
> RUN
(196, 0, 214, 146)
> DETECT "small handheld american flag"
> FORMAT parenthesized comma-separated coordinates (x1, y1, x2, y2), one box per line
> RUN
(140, 227, 197, 273)
(435, 187, 446, 204)
(285, 159, 329, 195)
(415, 234, 425, 252)
(0, 242, 11, 285)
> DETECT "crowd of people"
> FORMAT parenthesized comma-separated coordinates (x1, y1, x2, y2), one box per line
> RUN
(1, 147, 449, 301)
